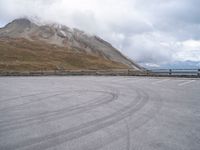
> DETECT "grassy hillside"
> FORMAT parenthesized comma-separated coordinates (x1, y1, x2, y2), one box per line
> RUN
(0, 38, 128, 71)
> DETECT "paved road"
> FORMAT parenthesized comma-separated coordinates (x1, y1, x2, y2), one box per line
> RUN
(0, 76, 200, 150)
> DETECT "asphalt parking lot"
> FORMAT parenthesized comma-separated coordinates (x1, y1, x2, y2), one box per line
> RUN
(0, 76, 200, 150)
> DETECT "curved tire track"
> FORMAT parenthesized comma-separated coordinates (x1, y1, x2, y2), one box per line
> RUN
(0, 90, 118, 133)
(1, 88, 148, 150)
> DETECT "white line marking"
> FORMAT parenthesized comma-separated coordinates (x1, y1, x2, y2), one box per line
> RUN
(178, 80, 195, 86)
(152, 79, 170, 84)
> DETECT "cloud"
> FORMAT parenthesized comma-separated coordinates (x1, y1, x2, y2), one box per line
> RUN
(175, 40, 200, 61)
(0, 0, 200, 67)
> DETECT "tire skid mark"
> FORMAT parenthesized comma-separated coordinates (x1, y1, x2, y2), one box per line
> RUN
(93, 86, 162, 150)
(0, 91, 117, 133)
(0, 90, 106, 121)
(0, 93, 65, 113)
(0, 91, 67, 112)
(0, 90, 63, 103)
(0, 89, 105, 113)
(1, 89, 148, 150)
(0, 94, 101, 128)
(75, 84, 162, 150)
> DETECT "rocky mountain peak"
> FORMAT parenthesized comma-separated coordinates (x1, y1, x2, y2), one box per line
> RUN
(12, 18, 31, 24)
(6, 18, 33, 29)
(0, 18, 141, 70)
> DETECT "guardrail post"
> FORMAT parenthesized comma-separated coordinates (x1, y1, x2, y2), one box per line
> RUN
(198, 69, 200, 77)
(146, 70, 149, 76)
(169, 69, 172, 76)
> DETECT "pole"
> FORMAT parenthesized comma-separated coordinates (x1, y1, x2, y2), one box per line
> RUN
(169, 69, 172, 75)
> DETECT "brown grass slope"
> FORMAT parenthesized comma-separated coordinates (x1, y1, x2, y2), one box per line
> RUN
(0, 38, 128, 72)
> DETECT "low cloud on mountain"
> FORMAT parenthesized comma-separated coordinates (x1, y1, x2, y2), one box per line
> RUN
(0, 0, 200, 68)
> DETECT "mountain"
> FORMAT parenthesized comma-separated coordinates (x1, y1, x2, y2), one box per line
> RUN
(0, 18, 141, 72)
(159, 61, 200, 69)
(140, 61, 200, 70)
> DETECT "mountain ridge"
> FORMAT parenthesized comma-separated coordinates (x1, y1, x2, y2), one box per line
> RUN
(0, 18, 142, 72)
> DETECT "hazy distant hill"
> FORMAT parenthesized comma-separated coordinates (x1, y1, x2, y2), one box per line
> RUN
(0, 18, 141, 72)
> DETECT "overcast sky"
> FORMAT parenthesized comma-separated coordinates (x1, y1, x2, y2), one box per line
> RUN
(0, 0, 200, 68)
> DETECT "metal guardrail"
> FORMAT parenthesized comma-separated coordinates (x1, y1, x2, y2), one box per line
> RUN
(1, 69, 199, 77)
(147, 69, 200, 77)
(0, 69, 146, 76)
